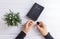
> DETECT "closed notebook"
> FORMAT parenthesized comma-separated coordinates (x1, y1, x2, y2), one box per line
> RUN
(26, 3, 44, 21)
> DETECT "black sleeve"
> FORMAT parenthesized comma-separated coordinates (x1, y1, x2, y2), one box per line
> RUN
(44, 33, 54, 39)
(15, 31, 26, 39)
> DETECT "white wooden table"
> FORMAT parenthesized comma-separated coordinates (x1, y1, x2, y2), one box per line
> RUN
(0, 0, 60, 39)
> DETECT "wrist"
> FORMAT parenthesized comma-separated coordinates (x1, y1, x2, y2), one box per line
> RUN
(43, 31, 48, 36)
(22, 29, 28, 34)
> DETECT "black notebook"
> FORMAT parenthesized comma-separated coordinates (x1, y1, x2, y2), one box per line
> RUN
(26, 3, 44, 21)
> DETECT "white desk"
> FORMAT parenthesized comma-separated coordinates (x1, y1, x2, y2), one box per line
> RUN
(0, 0, 60, 39)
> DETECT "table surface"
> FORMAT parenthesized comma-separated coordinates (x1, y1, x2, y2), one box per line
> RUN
(0, 0, 60, 39)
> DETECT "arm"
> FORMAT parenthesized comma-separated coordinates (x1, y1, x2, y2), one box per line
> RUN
(15, 20, 34, 39)
(37, 21, 54, 39)
(15, 31, 26, 39)
(44, 33, 54, 39)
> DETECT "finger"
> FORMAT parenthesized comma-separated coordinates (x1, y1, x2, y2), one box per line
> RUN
(37, 21, 42, 25)
(30, 20, 34, 23)
(29, 20, 34, 24)
(26, 20, 31, 25)
(36, 22, 42, 27)
(37, 25, 43, 31)
(27, 20, 33, 24)
(37, 25, 40, 29)
(40, 21, 47, 29)
(26, 20, 34, 26)
(39, 21, 45, 27)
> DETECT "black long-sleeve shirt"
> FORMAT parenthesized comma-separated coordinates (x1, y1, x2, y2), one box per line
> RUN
(15, 31, 54, 39)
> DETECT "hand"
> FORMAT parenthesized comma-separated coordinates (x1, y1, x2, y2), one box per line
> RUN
(23, 20, 34, 33)
(36, 21, 48, 36)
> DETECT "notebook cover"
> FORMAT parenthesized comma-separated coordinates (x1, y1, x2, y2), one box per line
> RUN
(26, 3, 44, 21)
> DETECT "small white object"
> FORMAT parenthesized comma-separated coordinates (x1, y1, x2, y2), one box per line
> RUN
(9, 18, 11, 19)
(12, 21, 14, 23)
(13, 14, 15, 16)
(15, 16, 17, 18)
(10, 15, 12, 17)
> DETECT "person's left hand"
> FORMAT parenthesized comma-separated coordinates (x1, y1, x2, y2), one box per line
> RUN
(23, 20, 34, 33)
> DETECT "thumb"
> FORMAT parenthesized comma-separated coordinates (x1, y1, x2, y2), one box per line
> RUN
(37, 25, 44, 31)
(37, 25, 41, 30)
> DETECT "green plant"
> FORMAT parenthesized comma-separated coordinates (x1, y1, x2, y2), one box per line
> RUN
(4, 10, 22, 26)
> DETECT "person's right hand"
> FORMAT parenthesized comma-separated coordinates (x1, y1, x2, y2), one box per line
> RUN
(36, 21, 48, 36)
